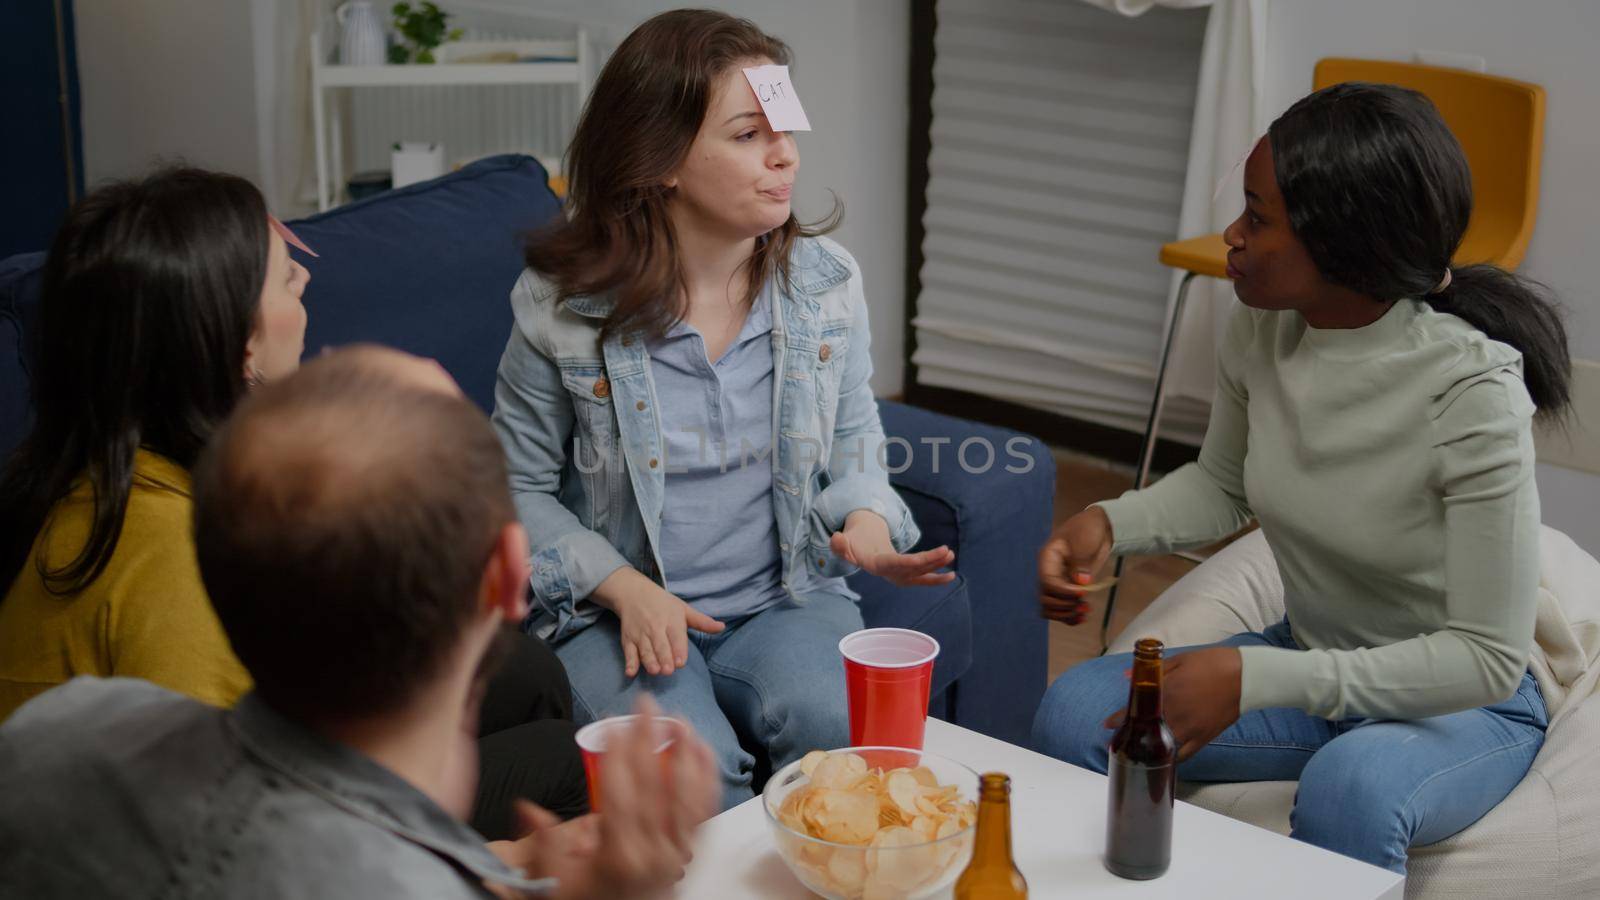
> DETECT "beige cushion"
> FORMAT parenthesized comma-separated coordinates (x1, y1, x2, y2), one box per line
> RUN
(1113, 527, 1600, 899)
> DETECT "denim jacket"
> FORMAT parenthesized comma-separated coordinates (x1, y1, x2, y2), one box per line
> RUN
(491, 236, 920, 642)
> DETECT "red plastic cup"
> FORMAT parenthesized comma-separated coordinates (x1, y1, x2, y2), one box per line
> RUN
(574, 714, 679, 813)
(839, 628, 940, 750)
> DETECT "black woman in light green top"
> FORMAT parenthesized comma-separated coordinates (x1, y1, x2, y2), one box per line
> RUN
(1033, 82, 1572, 874)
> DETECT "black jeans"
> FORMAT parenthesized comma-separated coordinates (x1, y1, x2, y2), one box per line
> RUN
(470, 630, 589, 840)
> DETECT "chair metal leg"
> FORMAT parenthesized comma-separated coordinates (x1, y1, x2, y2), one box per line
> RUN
(1099, 270, 1198, 652)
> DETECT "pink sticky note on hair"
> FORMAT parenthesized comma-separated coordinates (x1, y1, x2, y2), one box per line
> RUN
(742, 65, 811, 132)
(269, 215, 319, 258)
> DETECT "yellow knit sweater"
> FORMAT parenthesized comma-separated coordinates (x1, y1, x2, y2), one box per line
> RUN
(0, 449, 251, 722)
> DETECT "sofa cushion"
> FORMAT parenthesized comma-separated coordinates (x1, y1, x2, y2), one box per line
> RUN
(0, 251, 46, 458)
(287, 154, 562, 412)
(851, 571, 972, 701)
(1178, 780, 1295, 835)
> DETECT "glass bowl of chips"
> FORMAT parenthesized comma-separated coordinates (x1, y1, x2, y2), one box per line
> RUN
(763, 747, 979, 900)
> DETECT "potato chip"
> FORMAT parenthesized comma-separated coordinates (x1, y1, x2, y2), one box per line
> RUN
(826, 844, 868, 894)
(867, 825, 932, 892)
(811, 752, 869, 790)
(956, 802, 977, 829)
(776, 786, 811, 834)
(797, 835, 832, 869)
(934, 817, 968, 869)
(886, 770, 922, 816)
(869, 825, 922, 849)
(804, 787, 880, 845)
(911, 794, 936, 817)
(799, 749, 830, 778)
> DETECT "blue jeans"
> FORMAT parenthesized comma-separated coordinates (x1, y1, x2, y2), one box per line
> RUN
(553, 590, 862, 811)
(1031, 620, 1548, 873)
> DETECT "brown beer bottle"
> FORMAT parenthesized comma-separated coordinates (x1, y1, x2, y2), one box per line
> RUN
(954, 773, 1027, 899)
(1104, 638, 1177, 880)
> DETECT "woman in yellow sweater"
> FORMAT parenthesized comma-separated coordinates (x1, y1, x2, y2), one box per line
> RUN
(0, 169, 309, 719)
(0, 167, 589, 841)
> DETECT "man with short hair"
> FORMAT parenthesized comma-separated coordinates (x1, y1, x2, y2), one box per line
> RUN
(0, 347, 718, 899)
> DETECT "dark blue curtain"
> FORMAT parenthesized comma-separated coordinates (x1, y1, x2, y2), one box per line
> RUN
(1, 0, 83, 259)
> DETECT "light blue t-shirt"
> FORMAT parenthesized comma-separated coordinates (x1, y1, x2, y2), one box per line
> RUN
(647, 286, 790, 619)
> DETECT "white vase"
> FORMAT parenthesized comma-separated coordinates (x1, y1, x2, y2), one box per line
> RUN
(337, 0, 387, 66)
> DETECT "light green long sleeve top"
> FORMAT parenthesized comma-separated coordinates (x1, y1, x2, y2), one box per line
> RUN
(1098, 299, 1541, 720)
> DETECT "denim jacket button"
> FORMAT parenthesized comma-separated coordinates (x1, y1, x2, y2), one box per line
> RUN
(818, 344, 832, 362)
(648, 457, 659, 469)
(621, 335, 634, 347)
(592, 377, 611, 399)
(636, 400, 647, 411)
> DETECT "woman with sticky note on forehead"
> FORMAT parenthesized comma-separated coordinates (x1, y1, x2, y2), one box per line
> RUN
(494, 8, 954, 809)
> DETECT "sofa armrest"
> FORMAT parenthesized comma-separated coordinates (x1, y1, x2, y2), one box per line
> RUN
(1107, 529, 1284, 654)
(1531, 688, 1600, 894)
(869, 400, 1054, 745)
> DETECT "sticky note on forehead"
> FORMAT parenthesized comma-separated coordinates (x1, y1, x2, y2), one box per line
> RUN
(269, 215, 319, 258)
(742, 64, 811, 132)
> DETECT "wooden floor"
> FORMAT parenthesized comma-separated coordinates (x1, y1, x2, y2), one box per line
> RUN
(1045, 450, 1204, 681)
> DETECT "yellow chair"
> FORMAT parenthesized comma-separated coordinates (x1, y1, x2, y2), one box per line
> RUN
(1100, 59, 1546, 648)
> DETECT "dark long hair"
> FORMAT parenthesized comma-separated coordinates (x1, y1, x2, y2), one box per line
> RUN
(1268, 82, 1571, 417)
(527, 8, 839, 341)
(0, 167, 268, 598)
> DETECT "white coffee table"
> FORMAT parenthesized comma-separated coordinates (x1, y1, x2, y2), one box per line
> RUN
(680, 718, 1404, 899)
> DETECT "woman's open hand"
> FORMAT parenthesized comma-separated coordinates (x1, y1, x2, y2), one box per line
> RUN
(829, 510, 955, 587)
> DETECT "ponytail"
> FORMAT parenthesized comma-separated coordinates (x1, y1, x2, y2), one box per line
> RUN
(1423, 264, 1571, 418)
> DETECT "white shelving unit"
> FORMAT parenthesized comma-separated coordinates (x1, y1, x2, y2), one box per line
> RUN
(310, 31, 589, 210)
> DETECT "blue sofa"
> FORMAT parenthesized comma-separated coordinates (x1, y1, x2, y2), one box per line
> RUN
(0, 155, 1052, 745)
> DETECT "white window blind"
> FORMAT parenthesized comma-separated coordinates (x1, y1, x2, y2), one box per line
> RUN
(912, 0, 1211, 443)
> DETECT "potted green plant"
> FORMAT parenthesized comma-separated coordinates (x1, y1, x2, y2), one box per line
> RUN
(388, 1, 463, 64)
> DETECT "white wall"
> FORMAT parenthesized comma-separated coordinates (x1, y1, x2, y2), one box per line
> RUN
(1260, 0, 1600, 552)
(74, 0, 264, 188)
